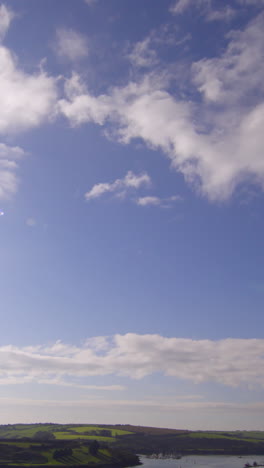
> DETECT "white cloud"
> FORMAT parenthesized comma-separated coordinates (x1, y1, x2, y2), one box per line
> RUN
(0, 6, 58, 137)
(59, 73, 111, 126)
(85, 336, 112, 352)
(0, 143, 25, 200)
(85, 171, 151, 201)
(59, 13, 264, 201)
(137, 196, 161, 206)
(193, 14, 264, 104)
(0, 7, 58, 200)
(55, 28, 88, 62)
(2, 334, 264, 388)
(0, 4, 14, 41)
(0, 46, 57, 198)
(0, 46, 57, 134)
(137, 195, 182, 207)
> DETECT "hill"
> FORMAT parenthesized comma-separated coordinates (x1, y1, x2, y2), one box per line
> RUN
(0, 423, 264, 465)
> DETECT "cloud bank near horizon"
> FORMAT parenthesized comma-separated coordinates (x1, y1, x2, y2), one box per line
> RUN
(2, 334, 264, 389)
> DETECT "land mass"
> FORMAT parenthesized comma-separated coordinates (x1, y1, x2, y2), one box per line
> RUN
(0, 424, 264, 466)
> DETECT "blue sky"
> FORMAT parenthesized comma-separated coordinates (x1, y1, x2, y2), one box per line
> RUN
(0, 0, 264, 429)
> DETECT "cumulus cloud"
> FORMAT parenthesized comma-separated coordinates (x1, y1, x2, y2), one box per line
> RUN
(0, 5, 58, 135)
(55, 28, 88, 62)
(193, 14, 264, 104)
(59, 12, 264, 201)
(85, 171, 151, 201)
(59, 73, 111, 126)
(0, 7, 57, 138)
(0, 143, 25, 200)
(0, 4, 58, 200)
(2, 334, 264, 388)
(0, 46, 57, 134)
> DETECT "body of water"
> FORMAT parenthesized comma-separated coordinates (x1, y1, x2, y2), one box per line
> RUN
(139, 455, 264, 468)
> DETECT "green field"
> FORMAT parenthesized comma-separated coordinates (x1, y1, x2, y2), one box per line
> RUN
(0, 425, 59, 439)
(69, 426, 132, 436)
(0, 424, 132, 441)
(54, 432, 113, 442)
(0, 435, 139, 467)
(0, 441, 131, 466)
(1, 423, 264, 463)
(182, 432, 263, 443)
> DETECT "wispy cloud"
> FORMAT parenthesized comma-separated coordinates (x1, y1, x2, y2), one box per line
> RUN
(170, 0, 208, 15)
(0, 4, 14, 41)
(26, 217, 36, 227)
(127, 25, 191, 70)
(237, 0, 264, 5)
(170, 0, 262, 18)
(2, 397, 264, 413)
(84, 0, 98, 5)
(205, 6, 237, 22)
(0, 375, 124, 391)
(85, 171, 151, 201)
(0, 144, 25, 200)
(136, 196, 162, 206)
(128, 37, 159, 69)
(55, 28, 88, 62)
(136, 195, 182, 208)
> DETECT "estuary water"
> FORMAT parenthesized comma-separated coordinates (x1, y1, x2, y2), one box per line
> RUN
(139, 455, 264, 468)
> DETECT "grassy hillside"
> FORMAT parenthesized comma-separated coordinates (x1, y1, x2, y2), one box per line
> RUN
(0, 424, 132, 440)
(0, 423, 264, 464)
(0, 425, 139, 467)
(0, 440, 140, 467)
(111, 426, 264, 456)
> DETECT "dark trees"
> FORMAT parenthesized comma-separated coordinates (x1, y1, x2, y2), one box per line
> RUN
(33, 431, 55, 441)
(89, 440, 100, 456)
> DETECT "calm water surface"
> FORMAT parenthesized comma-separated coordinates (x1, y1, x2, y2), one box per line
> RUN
(139, 455, 264, 468)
